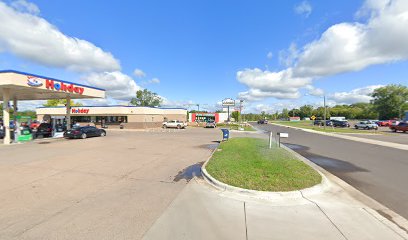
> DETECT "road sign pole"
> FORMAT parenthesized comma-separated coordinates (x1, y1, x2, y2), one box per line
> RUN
(269, 132, 273, 149)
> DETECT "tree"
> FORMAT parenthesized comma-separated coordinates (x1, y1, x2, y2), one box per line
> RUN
(371, 85, 408, 119)
(43, 99, 82, 107)
(130, 89, 163, 107)
(299, 105, 314, 119)
(231, 111, 241, 122)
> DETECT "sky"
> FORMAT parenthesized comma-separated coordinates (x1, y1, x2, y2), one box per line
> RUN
(0, 0, 407, 113)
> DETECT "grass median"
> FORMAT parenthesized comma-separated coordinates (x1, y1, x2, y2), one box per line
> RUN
(206, 137, 321, 191)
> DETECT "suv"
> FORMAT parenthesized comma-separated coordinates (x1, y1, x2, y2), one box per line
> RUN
(332, 120, 350, 128)
(354, 121, 378, 130)
(162, 120, 187, 129)
(389, 122, 408, 132)
(36, 123, 53, 137)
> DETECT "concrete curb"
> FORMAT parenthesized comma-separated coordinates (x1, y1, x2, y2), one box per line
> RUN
(201, 133, 408, 235)
(201, 141, 331, 201)
(270, 122, 408, 151)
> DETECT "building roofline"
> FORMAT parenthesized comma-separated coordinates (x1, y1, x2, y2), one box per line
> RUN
(36, 105, 187, 110)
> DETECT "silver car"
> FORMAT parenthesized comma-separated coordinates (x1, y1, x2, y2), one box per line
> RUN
(205, 120, 217, 128)
(354, 121, 378, 130)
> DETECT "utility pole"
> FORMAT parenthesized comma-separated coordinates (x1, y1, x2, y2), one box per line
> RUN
(323, 95, 327, 129)
(239, 100, 243, 123)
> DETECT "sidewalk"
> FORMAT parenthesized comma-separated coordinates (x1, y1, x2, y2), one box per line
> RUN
(143, 178, 407, 240)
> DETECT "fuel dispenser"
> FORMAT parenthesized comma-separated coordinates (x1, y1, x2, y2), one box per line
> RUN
(14, 116, 33, 142)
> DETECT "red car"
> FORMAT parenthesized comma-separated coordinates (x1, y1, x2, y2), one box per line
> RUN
(390, 122, 408, 132)
(377, 120, 392, 126)
(30, 120, 41, 129)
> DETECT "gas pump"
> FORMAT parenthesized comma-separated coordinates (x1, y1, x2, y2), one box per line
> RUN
(51, 116, 66, 138)
(14, 116, 33, 142)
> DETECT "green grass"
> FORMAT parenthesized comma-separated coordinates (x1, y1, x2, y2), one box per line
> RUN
(271, 120, 381, 134)
(206, 138, 321, 191)
(217, 123, 256, 131)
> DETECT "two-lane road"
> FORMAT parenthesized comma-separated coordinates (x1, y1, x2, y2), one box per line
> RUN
(255, 123, 408, 219)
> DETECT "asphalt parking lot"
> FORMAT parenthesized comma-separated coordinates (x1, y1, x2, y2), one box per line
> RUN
(0, 128, 220, 239)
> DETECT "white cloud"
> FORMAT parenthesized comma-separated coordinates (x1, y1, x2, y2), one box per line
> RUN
(10, 0, 39, 15)
(82, 71, 142, 100)
(279, 43, 299, 67)
(328, 85, 384, 104)
(149, 78, 160, 84)
(267, 51, 273, 59)
(294, 0, 408, 78)
(0, 1, 120, 72)
(294, 1, 312, 18)
(237, 68, 311, 101)
(133, 68, 146, 78)
(306, 85, 325, 96)
(237, 0, 408, 102)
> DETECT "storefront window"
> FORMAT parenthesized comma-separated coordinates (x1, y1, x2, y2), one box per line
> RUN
(95, 116, 127, 123)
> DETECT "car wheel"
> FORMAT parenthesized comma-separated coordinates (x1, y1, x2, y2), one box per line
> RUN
(393, 129, 397, 132)
(81, 133, 87, 139)
(163, 125, 167, 129)
(365, 126, 369, 130)
(354, 126, 358, 129)
(177, 125, 181, 129)
(100, 131, 106, 137)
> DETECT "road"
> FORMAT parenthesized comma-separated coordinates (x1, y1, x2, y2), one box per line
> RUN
(254, 123, 408, 220)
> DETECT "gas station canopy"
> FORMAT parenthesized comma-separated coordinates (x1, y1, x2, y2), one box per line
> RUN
(0, 70, 105, 100)
(1, 70, 106, 144)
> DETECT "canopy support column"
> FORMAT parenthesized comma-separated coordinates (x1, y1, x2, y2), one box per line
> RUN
(2, 88, 10, 145)
(66, 96, 71, 130)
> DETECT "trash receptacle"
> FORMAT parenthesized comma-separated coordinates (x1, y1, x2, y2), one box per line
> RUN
(221, 128, 229, 141)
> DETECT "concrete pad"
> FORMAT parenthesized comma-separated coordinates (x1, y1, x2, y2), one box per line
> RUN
(245, 201, 345, 240)
(143, 180, 247, 240)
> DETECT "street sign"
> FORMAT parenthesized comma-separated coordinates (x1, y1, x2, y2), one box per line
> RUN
(311, 115, 316, 120)
(222, 98, 235, 106)
(278, 132, 289, 138)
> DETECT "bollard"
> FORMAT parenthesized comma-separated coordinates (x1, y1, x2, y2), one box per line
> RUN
(269, 131, 273, 149)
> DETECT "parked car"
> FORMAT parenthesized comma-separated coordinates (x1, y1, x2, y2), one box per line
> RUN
(162, 120, 187, 129)
(205, 120, 216, 128)
(354, 121, 378, 130)
(35, 123, 53, 138)
(377, 120, 392, 127)
(64, 126, 106, 139)
(332, 120, 350, 128)
(313, 120, 332, 126)
(389, 122, 408, 132)
(257, 119, 268, 124)
(30, 120, 41, 130)
(0, 125, 4, 139)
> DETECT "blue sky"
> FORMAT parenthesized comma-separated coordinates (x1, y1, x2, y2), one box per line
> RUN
(0, 0, 407, 112)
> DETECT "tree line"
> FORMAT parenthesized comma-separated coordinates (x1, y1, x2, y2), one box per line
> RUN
(243, 85, 408, 121)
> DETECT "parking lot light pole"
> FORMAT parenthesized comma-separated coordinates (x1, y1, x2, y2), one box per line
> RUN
(324, 95, 327, 129)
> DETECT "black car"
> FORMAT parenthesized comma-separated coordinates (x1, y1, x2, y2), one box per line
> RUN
(0, 126, 4, 139)
(36, 123, 53, 138)
(331, 120, 350, 128)
(64, 126, 106, 139)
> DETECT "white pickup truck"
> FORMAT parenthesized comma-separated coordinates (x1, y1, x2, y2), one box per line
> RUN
(162, 120, 187, 129)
